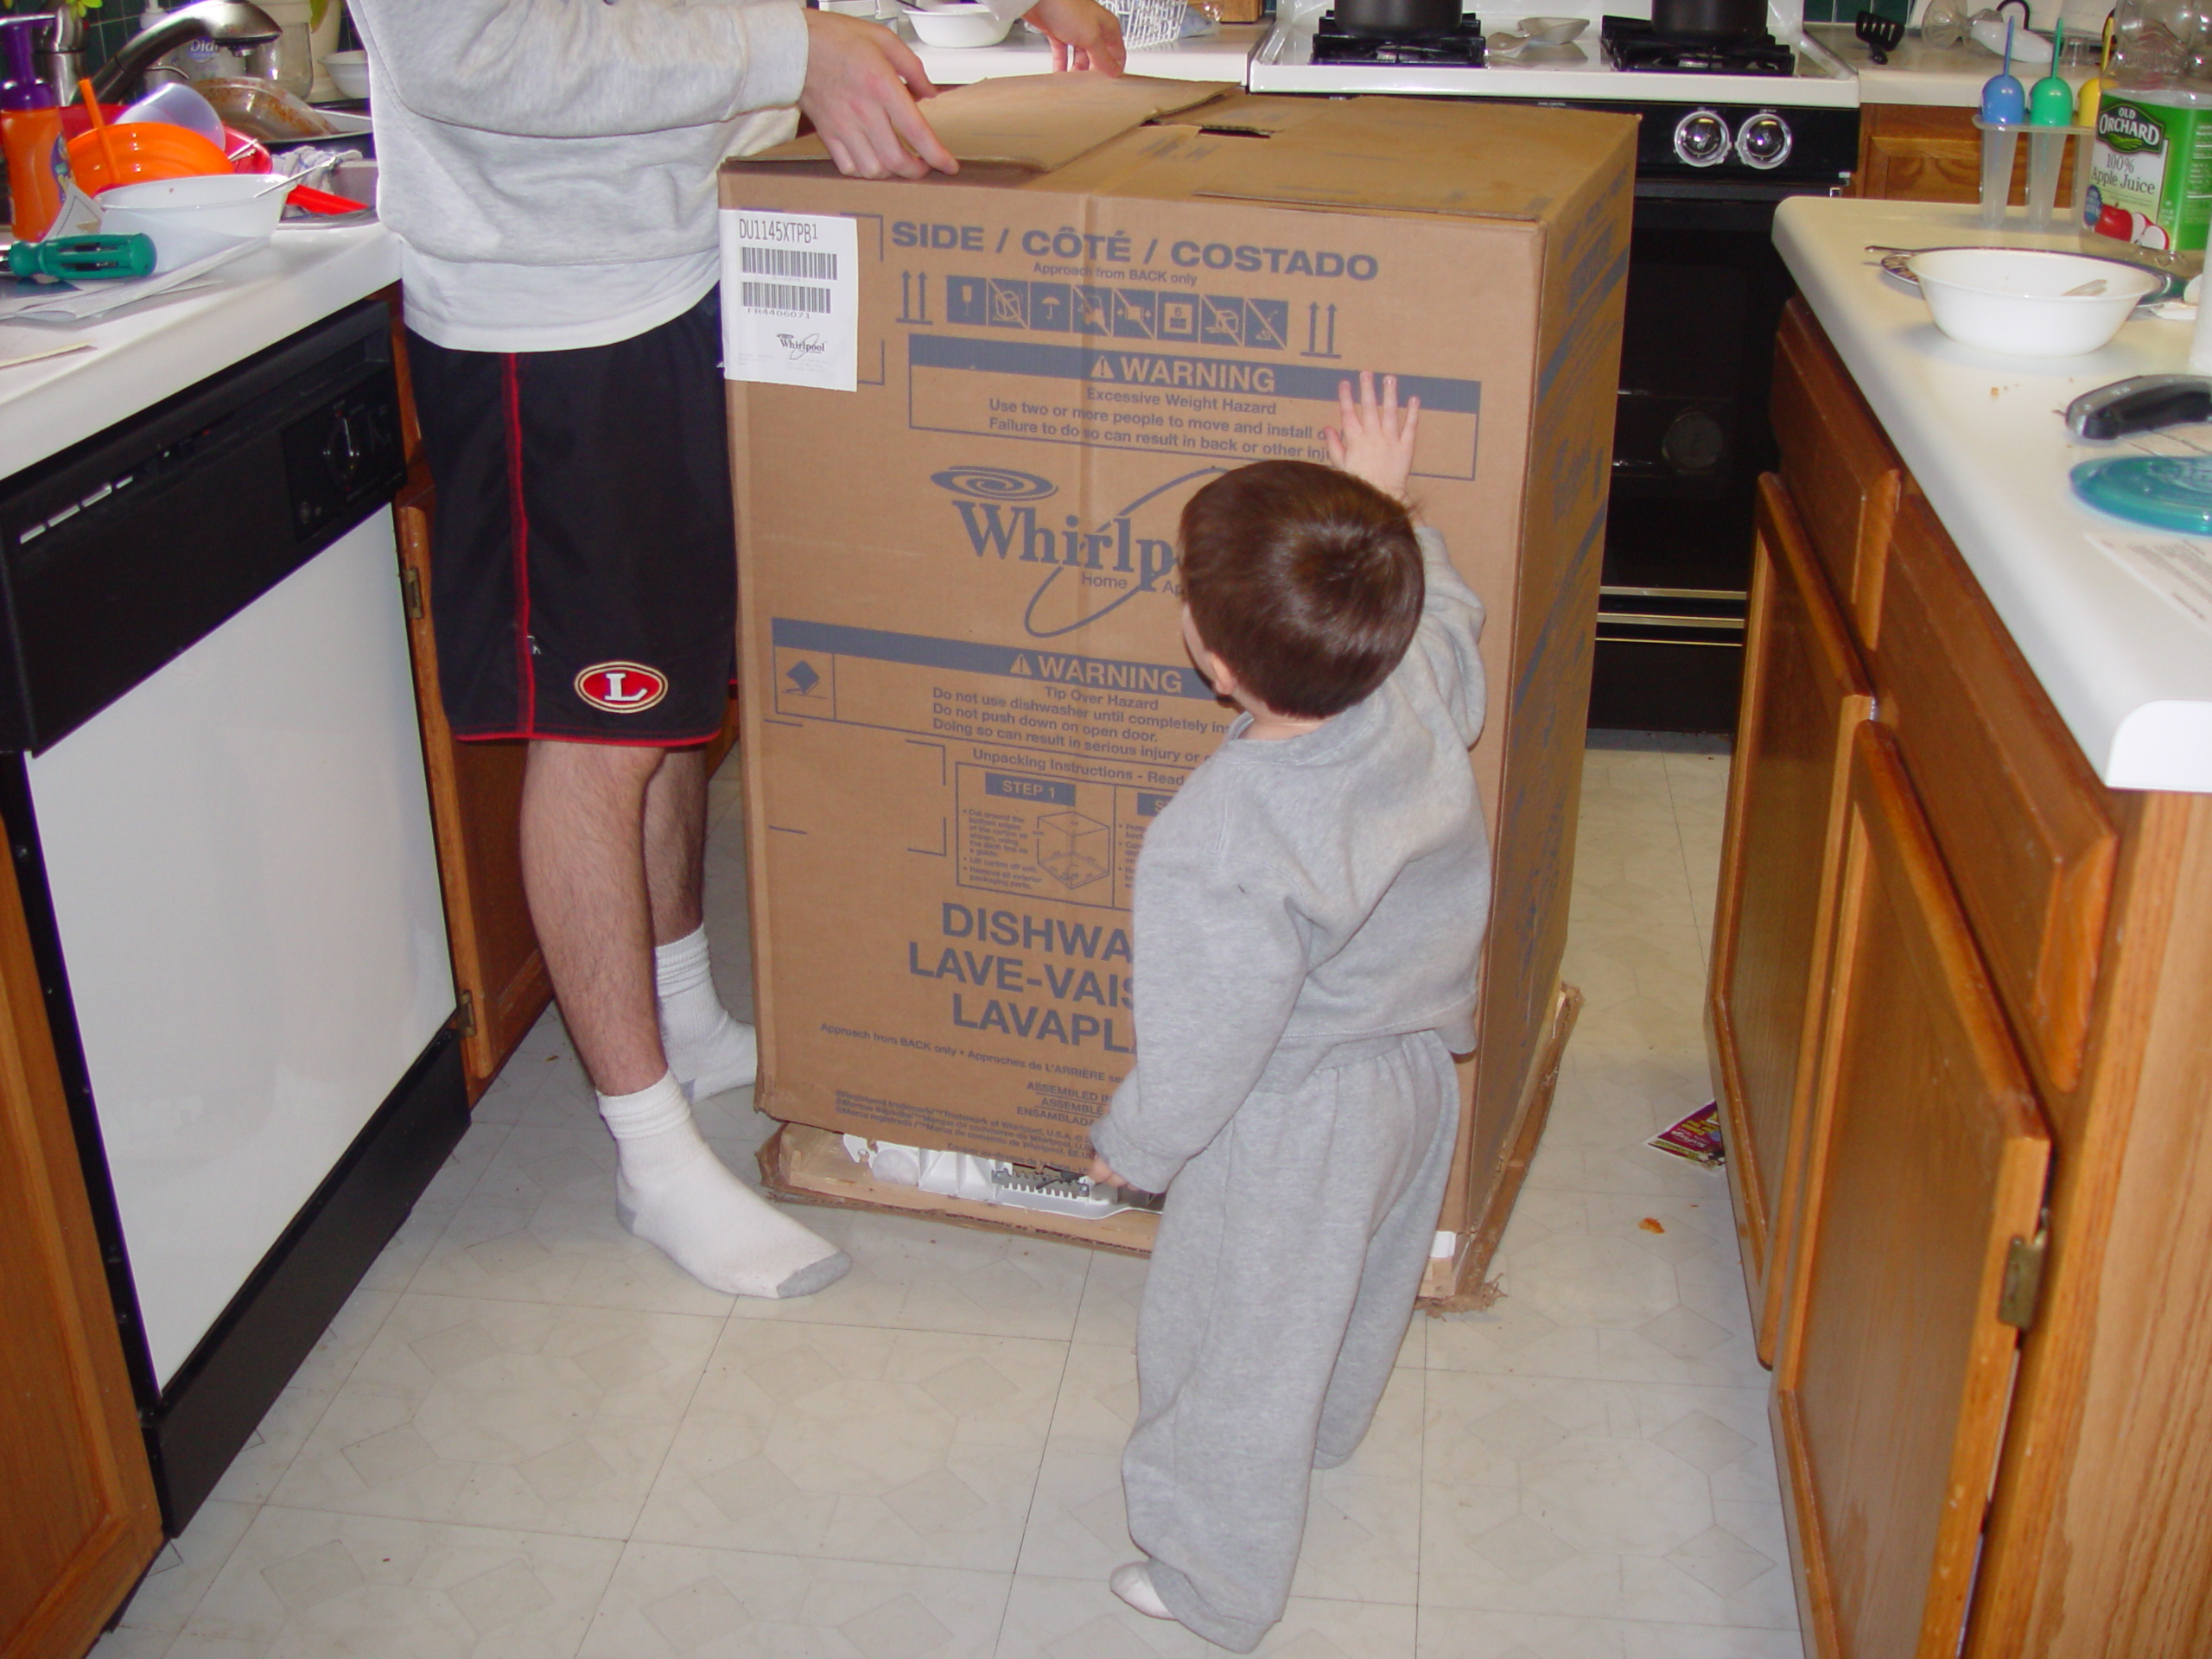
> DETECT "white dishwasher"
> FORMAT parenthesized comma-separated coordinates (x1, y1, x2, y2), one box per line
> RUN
(0, 299, 465, 1532)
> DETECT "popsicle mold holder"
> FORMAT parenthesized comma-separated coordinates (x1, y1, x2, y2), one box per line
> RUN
(1974, 116, 2095, 233)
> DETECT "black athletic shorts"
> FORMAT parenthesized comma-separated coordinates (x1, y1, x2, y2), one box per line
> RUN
(407, 290, 736, 746)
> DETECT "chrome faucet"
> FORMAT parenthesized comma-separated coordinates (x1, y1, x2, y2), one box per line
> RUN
(88, 0, 282, 104)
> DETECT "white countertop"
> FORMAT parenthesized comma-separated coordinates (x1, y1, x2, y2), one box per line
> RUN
(1775, 196, 2212, 794)
(0, 222, 398, 480)
(906, 21, 1267, 84)
(1808, 22, 2094, 107)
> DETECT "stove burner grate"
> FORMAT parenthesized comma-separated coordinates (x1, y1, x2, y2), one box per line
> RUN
(1308, 12, 1488, 64)
(1599, 14, 1795, 73)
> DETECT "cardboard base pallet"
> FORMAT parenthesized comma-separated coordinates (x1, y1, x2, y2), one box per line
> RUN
(760, 978, 1583, 1304)
(758, 1122, 1159, 1255)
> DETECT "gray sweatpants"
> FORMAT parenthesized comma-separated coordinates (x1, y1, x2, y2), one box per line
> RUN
(1122, 1030, 1460, 1652)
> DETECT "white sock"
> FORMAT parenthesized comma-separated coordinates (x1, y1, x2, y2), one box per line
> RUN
(1109, 1562, 1172, 1620)
(599, 1071, 849, 1299)
(655, 924, 758, 1102)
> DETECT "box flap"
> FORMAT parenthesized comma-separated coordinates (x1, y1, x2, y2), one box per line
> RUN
(738, 73, 1236, 173)
(1189, 97, 1637, 219)
(1177, 91, 1337, 137)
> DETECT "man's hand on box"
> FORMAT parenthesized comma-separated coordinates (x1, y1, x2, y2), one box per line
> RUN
(1027, 0, 1128, 74)
(799, 10, 961, 180)
(1325, 370, 1421, 503)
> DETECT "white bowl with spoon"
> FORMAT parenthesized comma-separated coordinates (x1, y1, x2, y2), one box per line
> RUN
(1904, 247, 2164, 357)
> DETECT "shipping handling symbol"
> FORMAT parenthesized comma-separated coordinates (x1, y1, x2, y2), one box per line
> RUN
(786, 659, 823, 696)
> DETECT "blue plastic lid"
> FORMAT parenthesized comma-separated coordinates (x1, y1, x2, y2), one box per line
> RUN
(2071, 454, 2212, 533)
(1981, 72, 2028, 123)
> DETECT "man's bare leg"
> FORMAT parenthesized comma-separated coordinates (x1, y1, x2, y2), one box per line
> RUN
(643, 746, 706, 946)
(520, 738, 842, 1298)
(519, 739, 666, 1093)
(642, 746, 758, 1100)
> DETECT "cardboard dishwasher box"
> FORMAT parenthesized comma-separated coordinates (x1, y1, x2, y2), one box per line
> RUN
(719, 79, 1630, 1293)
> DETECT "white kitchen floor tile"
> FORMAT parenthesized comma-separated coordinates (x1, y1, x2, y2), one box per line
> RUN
(721, 1207, 1095, 1344)
(270, 1292, 721, 1538)
(996, 1572, 1208, 1659)
(1577, 750, 1681, 826)
(1016, 1340, 1143, 1582)
(1663, 751, 1733, 812)
(1415, 1608, 1804, 1658)
(470, 1027, 603, 1131)
(997, 1573, 1419, 1659)
(1291, 1363, 1427, 1606)
(208, 1384, 336, 1506)
(1068, 1249, 1147, 1350)
(409, 1124, 741, 1319)
(1016, 1339, 1427, 1610)
(93, 1497, 258, 1658)
(632, 1319, 1065, 1573)
(84, 1628, 177, 1659)
(580, 1539, 1011, 1658)
(164, 1506, 621, 1659)
(356, 1121, 511, 1294)
(1569, 819, 1700, 930)
(288, 1286, 404, 1394)
(147, 738, 1802, 1656)
(358, 1192, 459, 1296)
(1417, 1370, 1790, 1628)
(1562, 922, 1708, 1031)
(695, 1084, 781, 1153)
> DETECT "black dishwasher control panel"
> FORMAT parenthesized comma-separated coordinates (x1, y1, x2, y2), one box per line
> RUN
(0, 300, 406, 754)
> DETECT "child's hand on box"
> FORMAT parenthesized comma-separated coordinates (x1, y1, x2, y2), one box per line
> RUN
(1325, 370, 1421, 503)
(1088, 1154, 1127, 1188)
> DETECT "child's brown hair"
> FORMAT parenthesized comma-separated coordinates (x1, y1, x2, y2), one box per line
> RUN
(1178, 459, 1424, 721)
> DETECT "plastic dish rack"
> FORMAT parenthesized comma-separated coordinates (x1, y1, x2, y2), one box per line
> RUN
(1111, 0, 1190, 49)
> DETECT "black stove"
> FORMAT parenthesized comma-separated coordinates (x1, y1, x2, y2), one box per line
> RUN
(1599, 15, 1796, 74)
(1309, 11, 1486, 64)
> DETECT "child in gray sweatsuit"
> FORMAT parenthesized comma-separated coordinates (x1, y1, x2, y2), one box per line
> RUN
(1087, 373, 1489, 1653)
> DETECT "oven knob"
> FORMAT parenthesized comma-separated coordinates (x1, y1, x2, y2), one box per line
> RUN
(1674, 109, 1731, 167)
(1736, 111, 1793, 169)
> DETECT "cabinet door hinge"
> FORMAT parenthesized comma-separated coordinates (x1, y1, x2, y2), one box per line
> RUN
(400, 565, 425, 621)
(1998, 1226, 2050, 1331)
(455, 988, 477, 1039)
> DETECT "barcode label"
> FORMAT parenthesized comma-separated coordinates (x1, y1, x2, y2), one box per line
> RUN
(740, 280, 832, 315)
(721, 209, 859, 392)
(741, 245, 838, 281)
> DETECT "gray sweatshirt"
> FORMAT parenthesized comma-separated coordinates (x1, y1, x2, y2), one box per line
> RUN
(347, 0, 809, 267)
(1089, 526, 1491, 1195)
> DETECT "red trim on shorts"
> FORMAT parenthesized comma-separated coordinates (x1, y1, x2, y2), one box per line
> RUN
(503, 354, 536, 734)
(453, 728, 716, 748)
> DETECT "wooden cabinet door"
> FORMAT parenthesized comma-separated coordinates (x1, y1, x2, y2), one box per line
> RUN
(1774, 722, 2050, 1659)
(0, 845, 162, 1656)
(1853, 104, 2079, 207)
(392, 471, 552, 1097)
(1708, 475, 1874, 1367)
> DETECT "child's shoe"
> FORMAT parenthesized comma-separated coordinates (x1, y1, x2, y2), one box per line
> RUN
(1109, 1562, 1173, 1619)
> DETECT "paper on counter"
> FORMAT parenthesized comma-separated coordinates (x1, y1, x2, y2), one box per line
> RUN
(2086, 533, 2212, 632)
(0, 241, 258, 326)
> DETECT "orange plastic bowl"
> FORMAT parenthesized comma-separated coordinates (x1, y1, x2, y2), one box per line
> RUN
(67, 121, 232, 194)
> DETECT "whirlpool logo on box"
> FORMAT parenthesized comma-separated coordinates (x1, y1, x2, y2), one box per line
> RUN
(931, 463, 1226, 637)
